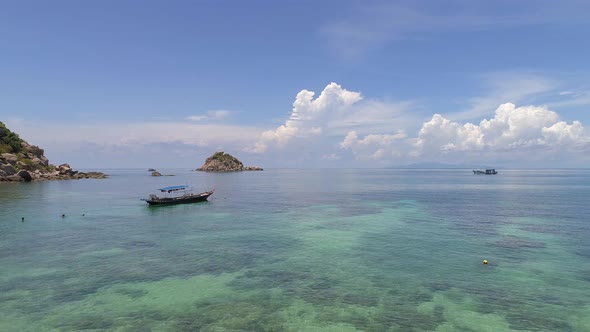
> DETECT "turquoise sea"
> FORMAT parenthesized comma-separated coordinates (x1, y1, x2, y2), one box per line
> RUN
(1, 169, 589, 331)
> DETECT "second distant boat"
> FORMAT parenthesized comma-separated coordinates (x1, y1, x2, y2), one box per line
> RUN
(473, 169, 498, 175)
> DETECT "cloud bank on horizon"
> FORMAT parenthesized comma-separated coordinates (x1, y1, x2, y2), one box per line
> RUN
(9, 82, 589, 168)
(248, 82, 589, 167)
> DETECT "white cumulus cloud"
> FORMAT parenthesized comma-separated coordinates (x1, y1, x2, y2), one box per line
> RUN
(542, 121, 586, 144)
(414, 103, 590, 157)
(340, 130, 407, 160)
(251, 82, 363, 153)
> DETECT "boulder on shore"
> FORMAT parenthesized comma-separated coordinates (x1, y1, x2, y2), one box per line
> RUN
(0, 163, 16, 175)
(17, 170, 32, 182)
(197, 151, 263, 172)
(1, 153, 18, 164)
(6, 175, 23, 182)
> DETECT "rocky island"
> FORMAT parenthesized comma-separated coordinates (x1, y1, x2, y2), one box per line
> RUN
(0, 121, 107, 182)
(197, 152, 263, 172)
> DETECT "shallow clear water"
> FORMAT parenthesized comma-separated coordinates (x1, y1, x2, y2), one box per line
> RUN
(1, 169, 589, 331)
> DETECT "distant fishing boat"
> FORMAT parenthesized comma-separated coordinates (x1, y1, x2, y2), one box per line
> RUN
(473, 169, 498, 175)
(143, 185, 213, 206)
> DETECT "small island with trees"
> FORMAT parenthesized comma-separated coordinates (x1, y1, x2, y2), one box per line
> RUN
(197, 151, 263, 172)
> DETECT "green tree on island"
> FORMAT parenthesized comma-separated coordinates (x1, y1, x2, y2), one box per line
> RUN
(0, 121, 24, 154)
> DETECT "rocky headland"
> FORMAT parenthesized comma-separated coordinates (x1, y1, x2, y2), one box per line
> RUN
(0, 121, 107, 182)
(196, 152, 263, 172)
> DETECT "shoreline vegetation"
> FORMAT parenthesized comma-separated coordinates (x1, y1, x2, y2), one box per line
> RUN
(0, 121, 106, 182)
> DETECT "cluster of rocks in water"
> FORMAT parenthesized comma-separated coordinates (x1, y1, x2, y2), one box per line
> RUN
(0, 136, 106, 182)
(149, 170, 175, 177)
(196, 151, 263, 172)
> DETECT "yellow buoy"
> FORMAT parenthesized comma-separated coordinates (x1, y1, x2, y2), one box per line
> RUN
(483, 259, 488, 265)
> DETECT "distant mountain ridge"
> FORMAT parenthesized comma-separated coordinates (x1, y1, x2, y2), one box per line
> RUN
(390, 162, 471, 169)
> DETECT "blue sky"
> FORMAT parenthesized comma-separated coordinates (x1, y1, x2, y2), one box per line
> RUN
(1, 0, 589, 168)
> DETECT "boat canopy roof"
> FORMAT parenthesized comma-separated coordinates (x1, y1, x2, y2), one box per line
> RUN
(158, 185, 189, 192)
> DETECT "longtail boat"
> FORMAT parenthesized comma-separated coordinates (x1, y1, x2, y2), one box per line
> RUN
(143, 185, 213, 206)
